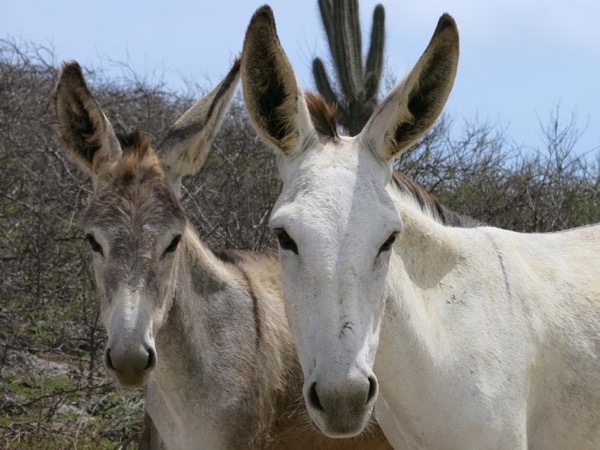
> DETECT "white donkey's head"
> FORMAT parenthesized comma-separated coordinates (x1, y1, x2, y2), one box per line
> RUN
(53, 60, 239, 387)
(242, 6, 458, 437)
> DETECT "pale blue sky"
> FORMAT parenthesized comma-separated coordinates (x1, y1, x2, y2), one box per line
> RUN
(2, 0, 599, 154)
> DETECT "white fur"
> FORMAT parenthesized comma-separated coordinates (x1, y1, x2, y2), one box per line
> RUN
(270, 130, 600, 449)
(242, 11, 600, 448)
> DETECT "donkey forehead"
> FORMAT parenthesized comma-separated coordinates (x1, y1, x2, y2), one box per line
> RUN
(84, 167, 185, 234)
(272, 142, 400, 234)
(315, 135, 394, 176)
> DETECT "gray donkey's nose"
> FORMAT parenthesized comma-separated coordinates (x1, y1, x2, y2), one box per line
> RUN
(104, 342, 156, 388)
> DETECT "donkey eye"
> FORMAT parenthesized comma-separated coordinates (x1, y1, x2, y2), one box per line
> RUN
(378, 232, 398, 255)
(163, 235, 182, 256)
(274, 229, 298, 255)
(85, 233, 103, 255)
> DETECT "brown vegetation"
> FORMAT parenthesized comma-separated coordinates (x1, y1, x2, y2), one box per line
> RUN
(0, 39, 598, 448)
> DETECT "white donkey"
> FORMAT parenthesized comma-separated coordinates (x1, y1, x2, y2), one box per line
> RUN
(241, 6, 600, 449)
(52, 60, 392, 450)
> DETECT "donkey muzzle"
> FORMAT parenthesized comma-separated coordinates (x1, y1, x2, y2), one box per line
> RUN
(104, 341, 156, 387)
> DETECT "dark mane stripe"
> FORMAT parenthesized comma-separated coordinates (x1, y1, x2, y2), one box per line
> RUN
(213, 248, 262, 350)
(214, 248, 246, 265)
(392, 172, 480, 228)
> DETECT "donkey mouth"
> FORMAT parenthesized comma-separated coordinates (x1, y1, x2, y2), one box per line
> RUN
(109, 369, 149, 388)
(104, 346, 156, 388)
(308, 405, 375, 438)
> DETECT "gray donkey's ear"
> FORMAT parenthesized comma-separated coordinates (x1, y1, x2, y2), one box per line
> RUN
(53, 61, 121, 180)
(158, 59, 240, 194)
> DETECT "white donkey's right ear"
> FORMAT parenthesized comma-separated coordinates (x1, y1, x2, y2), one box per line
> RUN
(241, 5, 315, 156)
(53, 62, 122, 179)
(360, 14, 459, 162)
(158, 59, 240, 194)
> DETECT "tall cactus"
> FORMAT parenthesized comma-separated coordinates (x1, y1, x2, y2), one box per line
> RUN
(313, 0, 385, 136)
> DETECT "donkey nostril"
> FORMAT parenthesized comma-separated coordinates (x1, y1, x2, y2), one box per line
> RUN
(308, 382, 324, 412)
(145, 347, 156, 371)
(366, 375, 378, 405)
(105, 349, 114, 370)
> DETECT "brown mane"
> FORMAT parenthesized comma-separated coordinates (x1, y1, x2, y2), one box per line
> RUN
(392, 172, 480, 228)
(305, 92, 338, 139)
(112, 129, 164, 179)
(117, 129, 152, 158)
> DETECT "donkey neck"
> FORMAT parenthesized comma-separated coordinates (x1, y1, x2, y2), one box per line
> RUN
(148, 225, 263, 447)
(378, 189, 470, 368)
(154, 226, 238, 374)
(374, 189, 517, 446)
(392, 191, 464, 290)
(148, 226, 309, 448)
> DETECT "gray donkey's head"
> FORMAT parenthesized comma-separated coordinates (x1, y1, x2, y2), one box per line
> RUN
(53, 61, 240, 387)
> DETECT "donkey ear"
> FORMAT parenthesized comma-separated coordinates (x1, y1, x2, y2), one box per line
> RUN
(241, 5, 315, 155)
(360, 14, 459, 161)
(53, 62, 121, 177)
(158, 59, 240, 193)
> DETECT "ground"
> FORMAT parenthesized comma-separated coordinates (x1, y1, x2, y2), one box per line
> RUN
(0, 300, 144, 449)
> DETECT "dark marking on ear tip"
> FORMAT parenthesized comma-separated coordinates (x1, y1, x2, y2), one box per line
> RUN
(252, 5, 275, 24)
(54, 61, 92, 115)
(58, 61, 86, 87)
(230, 57, 241, 74)
(158, 58, 240, 156)
(248, 5, 278, 39)
(434, 13, 457, 35)
(205, 58, 241, 122)
(221, 57, 241, 91)
(60, 60, 83, 74)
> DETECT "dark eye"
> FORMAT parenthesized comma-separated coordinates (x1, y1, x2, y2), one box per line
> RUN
(85, 233, 103, 255)
(378, 232, 398, 255)
(274, 228, 298, 254)
(163, 234, 182, 256)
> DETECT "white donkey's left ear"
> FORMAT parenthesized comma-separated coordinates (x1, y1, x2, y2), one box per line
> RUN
(241, 5, 315, 156)
(158, 59, 240, 193)
(360, 14, 459, 161)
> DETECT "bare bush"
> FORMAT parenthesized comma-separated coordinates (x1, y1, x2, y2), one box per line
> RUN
(398, 111, 600, 231)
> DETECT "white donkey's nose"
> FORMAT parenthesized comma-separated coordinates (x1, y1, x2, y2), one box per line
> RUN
(304, 369, 378, 438)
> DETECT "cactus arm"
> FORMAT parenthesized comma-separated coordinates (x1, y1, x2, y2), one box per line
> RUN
(312, 1, 387, 134)
(332, 0, 360, 99)
(318, 0, 335, 45)
(313, 58, 339, 107)
(364, 4, 385, 99)
(347, 0, 363, 76)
